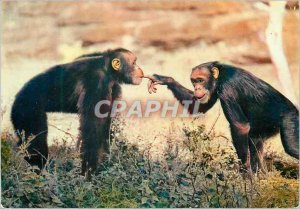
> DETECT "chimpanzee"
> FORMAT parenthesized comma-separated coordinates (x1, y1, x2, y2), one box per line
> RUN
(11, 48, 146, 176)
(148, 61, 299, 173)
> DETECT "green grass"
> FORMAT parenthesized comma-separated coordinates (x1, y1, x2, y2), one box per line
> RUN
(1, 119, 299, 208)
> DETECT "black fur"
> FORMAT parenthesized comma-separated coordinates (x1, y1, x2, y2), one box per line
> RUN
(11, 48, 135, 175)
(153, 62, 299, 171)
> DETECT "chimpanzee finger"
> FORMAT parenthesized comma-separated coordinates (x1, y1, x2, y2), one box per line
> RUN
(151, 82, 158, 93)
(147, 80, 152, 94)
(153, 81, 163, 85)
(152, 82, 161, 93)
(144, 75, 159, 82)
(150, 83, 156, 93)
(153, 87, 157, 93)
(148, 80, 155, 94)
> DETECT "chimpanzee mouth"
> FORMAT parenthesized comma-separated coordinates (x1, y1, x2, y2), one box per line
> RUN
(196, 92, 210, 104)
(196, 93, 207, 100)
(132, 77, 143, 85)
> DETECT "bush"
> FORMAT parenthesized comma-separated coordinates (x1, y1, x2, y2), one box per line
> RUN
(1, 118, 298, 208)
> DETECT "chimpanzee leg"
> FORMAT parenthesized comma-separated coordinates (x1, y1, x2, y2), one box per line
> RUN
(80, 115, 101, 176)
(255, 140, 266, 172)
(25, 132, 48, 171)
(12, 109, 48, 170)
(80, 117, 112, 176)
(97, 118, 111, 170)
(279, 112, 299, 159)
(249, 139, 265, 173)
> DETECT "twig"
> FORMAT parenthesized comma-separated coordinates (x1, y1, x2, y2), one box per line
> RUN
(49, 124, 77, 142)
(214, 134, 230, 141)
(208, 107, 221, 135)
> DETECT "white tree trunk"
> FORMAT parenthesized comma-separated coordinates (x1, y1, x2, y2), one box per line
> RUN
(265, 1, 298, 105)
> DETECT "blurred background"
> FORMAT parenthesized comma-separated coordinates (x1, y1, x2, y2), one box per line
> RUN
(1, 1, 299, 159)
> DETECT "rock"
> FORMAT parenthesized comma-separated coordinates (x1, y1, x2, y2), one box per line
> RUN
(286, 0, 299, 10)
(3, 18, 59, 59)
(136, 19, 209, 50)
(2, 1, 298, 60)
(136, 11, 268, 50)
(78, 25, 130, 46)
(207, 12, 268, 41)
(116, 1, 245, 14)
(56, 2, 148, 26)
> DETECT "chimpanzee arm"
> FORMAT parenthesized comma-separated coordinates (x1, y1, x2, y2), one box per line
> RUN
(78, 77, 113, 176)
(153, 74, 194, 100)
(112, 83, 122, 100)
(153, 74, 215, 113)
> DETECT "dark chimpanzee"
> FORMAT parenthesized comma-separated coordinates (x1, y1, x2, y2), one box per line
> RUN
(11, 48, 146, 176)
(148, 61, 299, 173)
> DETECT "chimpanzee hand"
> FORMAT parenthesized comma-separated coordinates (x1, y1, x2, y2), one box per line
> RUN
(144, 74, 174, 94)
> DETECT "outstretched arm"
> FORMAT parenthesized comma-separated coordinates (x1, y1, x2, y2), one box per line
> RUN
(147, 74, 215, 114)
(151, 74, 194, 101)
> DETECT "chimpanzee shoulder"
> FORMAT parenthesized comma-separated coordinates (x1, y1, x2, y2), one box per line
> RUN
(215, 63, 292, 107)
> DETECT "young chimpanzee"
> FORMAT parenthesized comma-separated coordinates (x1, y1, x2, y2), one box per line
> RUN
(149, 61, 299, 173)
(11, 48, 146, 176)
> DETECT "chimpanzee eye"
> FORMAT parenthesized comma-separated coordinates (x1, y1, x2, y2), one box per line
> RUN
(193, 79, 204, 83)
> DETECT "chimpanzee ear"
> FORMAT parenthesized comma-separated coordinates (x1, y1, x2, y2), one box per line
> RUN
(111, 58, 121, 71)
(211, 67, 219, 79)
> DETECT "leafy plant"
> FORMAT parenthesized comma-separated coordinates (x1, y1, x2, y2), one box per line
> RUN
(1, 117, 298, 208)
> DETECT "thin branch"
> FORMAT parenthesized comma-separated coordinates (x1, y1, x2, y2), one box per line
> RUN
(48, 124, 77, 142)
(208, 107, 221, 135)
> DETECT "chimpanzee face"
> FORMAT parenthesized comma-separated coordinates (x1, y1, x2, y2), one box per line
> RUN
(190, 67, 219, 104)
(111, 51, 144, 85)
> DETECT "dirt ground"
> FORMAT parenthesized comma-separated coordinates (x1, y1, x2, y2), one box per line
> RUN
(1, 2, 299, 161)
